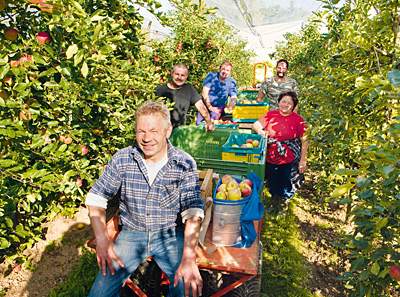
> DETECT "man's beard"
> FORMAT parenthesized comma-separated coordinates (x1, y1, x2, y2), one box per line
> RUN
(277, 72, 286, 78)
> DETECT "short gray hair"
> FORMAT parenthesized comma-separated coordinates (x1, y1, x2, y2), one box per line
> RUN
(135, 101, 171, 129)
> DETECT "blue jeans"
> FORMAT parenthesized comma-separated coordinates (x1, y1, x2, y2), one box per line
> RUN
(266, 161, 293, 200)
(88, 226, 186, 297)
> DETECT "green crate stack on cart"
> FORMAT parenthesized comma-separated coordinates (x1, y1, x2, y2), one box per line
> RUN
(169, 126, 266, 181)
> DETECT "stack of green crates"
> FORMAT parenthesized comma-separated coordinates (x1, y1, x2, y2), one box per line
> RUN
(169, 126, 266, 181)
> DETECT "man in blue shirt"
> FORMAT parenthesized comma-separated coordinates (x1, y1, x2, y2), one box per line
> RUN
(86, 101, 204, 297)
(196, 61, 238, 124)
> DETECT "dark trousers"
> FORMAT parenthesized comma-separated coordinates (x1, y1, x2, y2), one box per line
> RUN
(266, 161, 293, 199)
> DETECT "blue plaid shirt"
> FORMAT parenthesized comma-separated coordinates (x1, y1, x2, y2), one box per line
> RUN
(89, 140, 204, 231)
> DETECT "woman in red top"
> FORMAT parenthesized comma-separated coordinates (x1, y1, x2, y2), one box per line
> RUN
(252, 91, 308, 212)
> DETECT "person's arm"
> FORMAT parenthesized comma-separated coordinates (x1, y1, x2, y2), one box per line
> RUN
(252, 121, 267, 137)
(256, 90, 265, 102)
(194, 100, 215, 132)
(298, 135, 308, 174)
(202, 86, 219, 113)
(88, 205, 124, 276)
(226, 96, 238, 111)
(173, 216, 203, 297)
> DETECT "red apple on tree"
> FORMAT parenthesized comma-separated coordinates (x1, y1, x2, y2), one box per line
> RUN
(177, 42, 182, 48)
(36, 31, 50, 44)
(390, 265, 400, 281)
(76, 178, 83, 187)
(64, 136, 72, 144)
(0, 90, 9, 101)
(80, 145, 88, 155)
(39, 0, 54, 13)
(19, 109, 31, 121)
(4, 27, 18, 41)
(175, 48, 180, 53)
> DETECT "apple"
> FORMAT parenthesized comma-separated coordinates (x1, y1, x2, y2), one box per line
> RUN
(77, 223, 85, 230)
(4, 27, 18, 41)
(240, 144, 247, 147)
(240, 184, 252, 197)
(36, 31, 50, 44)
(175, 49, 180, 53)
(0, 90, 8, 101)
(227, 188, 242, 201)
(221, 174, 232, 184)
(232, 144, 239, 147)
(12, 264, 21, 273)
(59, 135, 65, 143)
(390, 265, 400, 281)
(245, 143, 253, 148)
(80, 145, 88, 155)
(240, 179, 253, 189)
(0, 0, 6, 11)
(226, 180, 239, 191)
(9, 59, 19, 68)
(177, 42, 182, 48)
(19, 55, 33, 67)
(64, 136, 72, 144)
(39, 0, 54, 12)
(215, 191, 227, 200)
(76, 178, 83, 187)
(40, 128, 46, 135)
(159, 77, 165, 83)
(19, 109, 31, 121)
(3, 76, 12, 86)
(217, 183, 227, 193)
(246, 139, 253, 144)
(252, 140, 260, 148)
(154, 56, 161, 62)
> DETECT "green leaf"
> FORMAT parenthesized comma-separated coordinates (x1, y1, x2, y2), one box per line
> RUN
(81, 61, 88, 78)
(6, 129, 16, 138)
(371, 261, 380, 275)
(0, 63, 11, 80)
(0, 237, 11, 249)
(351, 257, 366, 272)
(84, 106, 91, 115)
(44, 81, 60, 87)
(66, 44, 78, 59)
(0, 160, 17, 167)
(376, 217, 388, 231)
(5, 217, 13, 228)
(331, 183, 355, 198)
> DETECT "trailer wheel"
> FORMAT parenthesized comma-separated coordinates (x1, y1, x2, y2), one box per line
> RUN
(200, 269, 225, 297)
(123, 259, 162, 297)
(223, 275, 261, 297)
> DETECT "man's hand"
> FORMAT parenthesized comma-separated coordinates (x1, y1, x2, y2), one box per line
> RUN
(205, 122, 215, 132)
(208, 105, 220, 113)
(173, 258, 203, 297)
(95, 236, 124, 276)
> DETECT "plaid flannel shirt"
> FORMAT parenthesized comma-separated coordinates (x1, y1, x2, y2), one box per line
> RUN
(88, 140, 204, 231)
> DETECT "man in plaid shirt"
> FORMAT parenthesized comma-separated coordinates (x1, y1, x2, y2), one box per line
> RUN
(86, 101, 204, 297)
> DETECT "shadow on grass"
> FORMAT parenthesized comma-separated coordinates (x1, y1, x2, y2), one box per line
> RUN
(260, 195, 313, 297)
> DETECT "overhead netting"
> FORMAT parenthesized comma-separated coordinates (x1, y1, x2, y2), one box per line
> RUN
(203, 0, 323, 54)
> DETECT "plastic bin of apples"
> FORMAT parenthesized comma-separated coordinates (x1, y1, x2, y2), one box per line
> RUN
(214, 174, 253, 201)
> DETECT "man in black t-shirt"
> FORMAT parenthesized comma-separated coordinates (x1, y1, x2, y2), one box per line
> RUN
(155, 63, 215, 131)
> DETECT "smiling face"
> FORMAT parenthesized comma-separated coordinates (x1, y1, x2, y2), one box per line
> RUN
(219, 64, 232, 81)
(276, 61, 288, 78)
(136, 113, 172, 163)
(278, 95, 295, 116)
(170, 66, 188, 88)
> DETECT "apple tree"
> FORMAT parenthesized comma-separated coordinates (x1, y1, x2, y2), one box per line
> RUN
(0, 0, 164, 260)
(272, 0, 400, 295)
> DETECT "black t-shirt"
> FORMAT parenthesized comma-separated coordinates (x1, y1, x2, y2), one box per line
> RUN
(155, 83, 201, 128)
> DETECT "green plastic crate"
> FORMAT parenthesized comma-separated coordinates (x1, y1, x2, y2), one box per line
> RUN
(169, 126, 265, 181)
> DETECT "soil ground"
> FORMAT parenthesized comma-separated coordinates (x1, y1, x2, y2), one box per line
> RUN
(0, 185, 353, 297)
